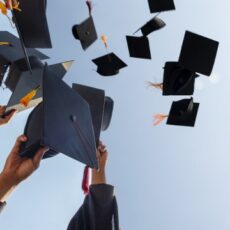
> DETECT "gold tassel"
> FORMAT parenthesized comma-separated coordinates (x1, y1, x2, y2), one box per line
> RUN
(20, 86, 40, 107)
(146, 81, 163, 90)
(0, 42, 11, 46)
(101, 35, 108, 48)
(153, 114, 168, 126)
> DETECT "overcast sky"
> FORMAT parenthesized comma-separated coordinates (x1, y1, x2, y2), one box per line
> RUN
(1, 0, 230, 229)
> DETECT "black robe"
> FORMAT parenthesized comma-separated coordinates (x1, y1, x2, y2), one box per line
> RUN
(67, 184, 120, 230)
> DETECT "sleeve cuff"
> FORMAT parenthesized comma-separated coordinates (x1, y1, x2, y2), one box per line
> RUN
(89, 184, 114, 205)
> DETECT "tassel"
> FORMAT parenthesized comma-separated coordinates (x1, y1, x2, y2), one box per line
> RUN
(153, 114, 168, 126)
(20, 85, 40, 107)
(82, 166, 90, 195)
(0, 42, 11, 46)
(146, 81, 163, 90)
(0, 2, 7, 15)
(86, 0, 92, 16)
(101, 35, 108, 48)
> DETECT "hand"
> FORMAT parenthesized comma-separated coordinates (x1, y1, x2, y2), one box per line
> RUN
(96, 141, 108, 171)
(0, 106, 16, 126)
(92, 141, 108, 185)
(0, 135, 48, 187)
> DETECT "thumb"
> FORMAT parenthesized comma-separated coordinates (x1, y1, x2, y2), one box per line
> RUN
(32, 147, 49, 170)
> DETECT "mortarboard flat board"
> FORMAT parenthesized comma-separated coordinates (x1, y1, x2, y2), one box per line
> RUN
(72, 16, 98, 50)
(148, 0, 176, 13)
(12, 0, 52, 48)
(72, 84, 104, 146)
(167, 97, 199, 127)
(72, 84, 114, 146)
(135, 16, 166, 36)
(5, 58, 73, 113)
(178, 31, 219, 76)
(20, 65, 98, 168)
(162, 62, 198, 95)
(126, 36, 151, 59)
(92, 53, 127, 76)
(0, 31, 48, 64)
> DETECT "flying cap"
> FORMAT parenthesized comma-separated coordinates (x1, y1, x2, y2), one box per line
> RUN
(0, 31, 48, 81)
(12, 0, 52, 48)
(5, 59, 73, 112)
(134, 16, 166, 36)
(72, 16, 98, 50)
(20, 65, 98, 168)
(126, 36, 151, 59)
(148, 0, 176, 13)
(0, 31, 48, 63)
(167, 97, 199, 127)
(92, 53, 127, 76)
(72, 84, 114, 146)
(178, 31, 219, 76)
(162, 62, 198, 95)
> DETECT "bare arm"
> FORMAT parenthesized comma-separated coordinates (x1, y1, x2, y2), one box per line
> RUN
(0, 135, 48, 202)
(92, 142, 108, 185)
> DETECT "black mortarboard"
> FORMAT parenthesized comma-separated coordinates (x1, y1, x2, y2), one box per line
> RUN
(162, 62, 198, 95)
(72, 16, 98, 50)
(12, 0, 52, 48)
(134, 16, 166, 36)
(178, 31, 219, 76)
(167, 97, 199, 127)
(5, 59, 73, 112)
(126, 36, 151, 59)
(20, 65, 98, 168)
(92, 53, 127, 76)
(148, 0, 176, 13)
(0, 31, 48, 80)
(72, 84, 114, 146)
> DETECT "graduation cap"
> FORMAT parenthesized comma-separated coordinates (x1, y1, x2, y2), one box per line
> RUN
(167, 97, 199, 127)
(12, 0, 52, 48)
(126, 36, 151, 59)
(92, 53, 127, 76)
(134, 16, 166, 36)
(162, 62, 198, 95)
(0, 31, 48, 83)
(5, 59, 73, 113)
(20, 65, 98, 168)
(72, 16, 98, 50)
(178, 31, 219, 76)
(148, 0, 176, 13)
(72, 84, 114, 146)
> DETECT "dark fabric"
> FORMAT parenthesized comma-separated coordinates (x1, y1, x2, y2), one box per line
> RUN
(67, 184, 119, 230)
(0, 201, 6, 214)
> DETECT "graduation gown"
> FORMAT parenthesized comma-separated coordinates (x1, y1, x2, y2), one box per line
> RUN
(67, 184, 120, 230)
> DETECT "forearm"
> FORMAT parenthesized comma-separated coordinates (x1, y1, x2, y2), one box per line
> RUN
(92, 168, 106, 185)
(0, 173, 15, 202)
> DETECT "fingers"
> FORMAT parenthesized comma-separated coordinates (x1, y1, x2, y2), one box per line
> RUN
(0, 106, 6, 115)
(10, 135, 27, 155)
(32, 147, 49, 170)
(4, 109, 17, 123)
(98, 143, 107, 153)
(0, 109, 17, 125)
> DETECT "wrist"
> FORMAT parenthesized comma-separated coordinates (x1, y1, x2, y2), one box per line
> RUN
(0, 172, 16, 189)
(0, 173, 16, 202)
(92, 168, 106, 185)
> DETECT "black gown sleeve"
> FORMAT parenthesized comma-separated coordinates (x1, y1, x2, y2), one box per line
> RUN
(67, 184, 120, 230)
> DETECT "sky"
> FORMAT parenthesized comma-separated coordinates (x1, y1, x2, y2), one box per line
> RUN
(1, 0, 230, 229)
